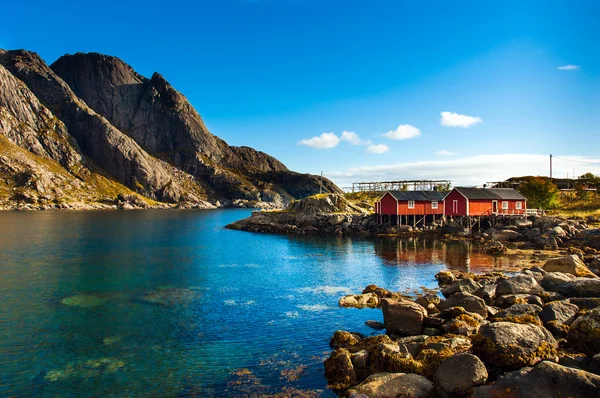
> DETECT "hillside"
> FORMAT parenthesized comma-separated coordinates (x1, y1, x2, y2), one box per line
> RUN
(0, 49, 340, 209)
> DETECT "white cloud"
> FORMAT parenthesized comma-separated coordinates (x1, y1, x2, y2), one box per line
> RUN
(557, 65, 580, 71)
(435, 150, 455, 156)
(382, 124, 421, 140)
(298, 132, 341, 149)
(325, 154, 600, 188)
(365, 144, 390, 154)
(341, 131, 370, 146)
(440, 112, 482, 128)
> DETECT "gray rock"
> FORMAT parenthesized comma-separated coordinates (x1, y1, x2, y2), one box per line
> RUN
(441, 278, 481, 298)
(541, 272, 576, 291)
(540, 300, 579, 325)
(381, 298, 427, 336)
(494, 294, 544, 308)
(348, 372, 435, 398)
(557, 278, 600, 298)
(472, 322, 558, 368)
(492, 229, 520, 241)
(493, 303, 543, 325)
(434, 353, 488, 396)
(496, 274, 543, 296)
(472, 361, 600, 398)
(438, 292, 487, 317)
(474, 283, 497, 304)
(569, 297, 600, 309)
(365, 320, 385, 330)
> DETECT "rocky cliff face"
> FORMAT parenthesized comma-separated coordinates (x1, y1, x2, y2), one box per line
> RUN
(0, 49, 340, 209)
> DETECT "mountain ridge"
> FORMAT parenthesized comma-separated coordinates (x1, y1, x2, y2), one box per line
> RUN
(0, 49, 340, 210)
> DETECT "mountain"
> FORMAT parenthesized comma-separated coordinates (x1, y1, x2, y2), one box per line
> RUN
(0, 49, 340, 210)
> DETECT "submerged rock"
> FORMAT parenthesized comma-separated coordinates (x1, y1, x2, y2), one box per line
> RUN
(45, 357, 125, 381)
(136, 288, 202, 307)
(60, 294, 105, 308)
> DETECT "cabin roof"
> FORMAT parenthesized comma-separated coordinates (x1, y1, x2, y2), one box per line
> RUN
(387, 190, 447, 201)
(454, 187, 526, 200)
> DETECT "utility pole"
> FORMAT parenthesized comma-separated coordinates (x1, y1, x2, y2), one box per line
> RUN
(319, 171, 323, 194)
(550, 154, 553, 180)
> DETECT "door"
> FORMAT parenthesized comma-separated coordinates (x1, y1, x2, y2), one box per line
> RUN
(452, 200, 458, 214)
(492, 200, 498, 213)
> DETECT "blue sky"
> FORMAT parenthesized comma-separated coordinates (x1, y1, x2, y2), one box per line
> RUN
(1, 0, 599, 187)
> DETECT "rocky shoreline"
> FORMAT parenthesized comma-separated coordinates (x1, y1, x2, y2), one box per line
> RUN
(325, 251, 600, 397)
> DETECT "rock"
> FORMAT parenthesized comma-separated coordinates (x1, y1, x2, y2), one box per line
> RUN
(569, 297, 600, 309)
(590, 353, 600, 375)
(362, 284, 397, 299)
(472, 322, 558, 368)
(559, 354, 590, 370)
(543, 255, 597, 278)
(415, 293, 441, 308)
(474, 283, 497, 304)
(535, 216, 561, 231)
(381, 299, 427, 336)
(443, 313, 481, 336)
(472, 361, 600, 398)
(483, 240, 507, 255)
(534, 234, 559, 250)
(541, 272, 576, 291)
(423, 327, 441, 336)
(441, 278, 481, 298)
(438, 292, 487, 317)
(434, 353, 488, 396)
(324, 348, 356, 391)
(540, 300, 579, 325)
(496, 274, 543, 296)
(339, 293, 380, 309)
(557, 278, 600, 298)
(347, 372, 435, 398)
(435, 270, 456, 285)
(364, 320, 385, 330)
(330, 331, 364, 350)
(492, 303, 543, 325)
(494, 294, 544, 308)
(567, 308, 600, 356)
(492, 229, 520, 241)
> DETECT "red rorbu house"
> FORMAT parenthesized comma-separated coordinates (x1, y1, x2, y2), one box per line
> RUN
(443, 187, 527, 217)
(375, 190, 446, 226)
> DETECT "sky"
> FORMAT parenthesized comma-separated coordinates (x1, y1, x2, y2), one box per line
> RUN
(1, 0, 599, 189)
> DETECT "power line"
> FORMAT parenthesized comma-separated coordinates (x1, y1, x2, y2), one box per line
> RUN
(552, 156, 600, 165)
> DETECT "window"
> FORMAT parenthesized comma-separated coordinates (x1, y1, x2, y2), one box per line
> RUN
(408, 201, 415, 209)
(516, 201, 522, 210)
(431, 201, 438, 209)
(502, 201, 509, 210)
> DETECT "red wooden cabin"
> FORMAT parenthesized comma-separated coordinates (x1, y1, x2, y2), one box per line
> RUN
(443, 187, 526, 217)
(375, 190, 446, 225)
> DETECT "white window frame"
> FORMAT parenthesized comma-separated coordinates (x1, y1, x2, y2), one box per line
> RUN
(408, 200, 415, 209)
(516, 201, 522, 210)
(431, 201, 438, 209)
(502, 201, 509, 210)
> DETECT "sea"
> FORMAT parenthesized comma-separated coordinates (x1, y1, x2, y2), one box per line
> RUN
(0, 209, 513, 397)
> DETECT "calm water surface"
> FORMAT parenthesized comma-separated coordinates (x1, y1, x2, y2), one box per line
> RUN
(0, 210, 507, 397)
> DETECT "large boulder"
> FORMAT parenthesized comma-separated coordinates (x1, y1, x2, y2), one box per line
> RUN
(347, 372, 435, 398)
(557, 278, 600, 298)
(434, 353, 488, 397)
(494, 293, 544, 308)
(567, 308, 600, 356)
(472, 322, 558, 368)
(492, 229, 520, 241)
(472, 361, 600, 398)
(496, 274, 543, 296)
(381, 299, 427, 336)
(438, 292, 487, 317)
(543, 255, 596, 278)
(324, 348, 356, 391)
(330, 331, 364, 350)
(339, 293, 380, 309)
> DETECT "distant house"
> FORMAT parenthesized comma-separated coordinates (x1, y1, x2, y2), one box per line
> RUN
(375, 190, 446, 225)
(443, 187, 526, 217)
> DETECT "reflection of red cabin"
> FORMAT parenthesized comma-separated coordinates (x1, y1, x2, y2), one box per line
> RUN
(443, 187, 526, 217)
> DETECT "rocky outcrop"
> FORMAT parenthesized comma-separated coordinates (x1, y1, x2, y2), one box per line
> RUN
(0, 48, 340, 209)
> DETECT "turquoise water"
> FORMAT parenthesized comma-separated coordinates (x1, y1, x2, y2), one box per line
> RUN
(0, 210, 498, 397)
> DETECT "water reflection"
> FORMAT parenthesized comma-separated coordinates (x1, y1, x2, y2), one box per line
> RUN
(373, 236, 519, 272)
